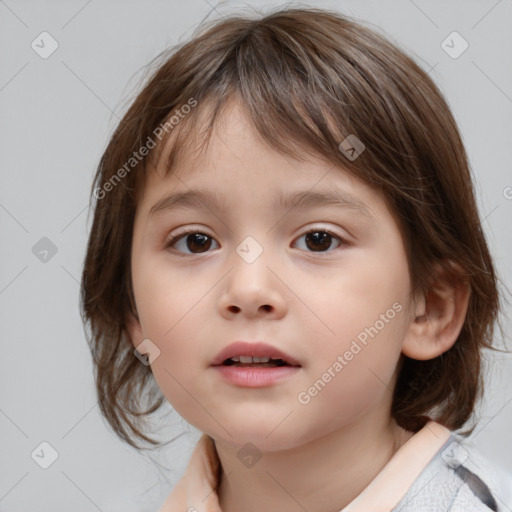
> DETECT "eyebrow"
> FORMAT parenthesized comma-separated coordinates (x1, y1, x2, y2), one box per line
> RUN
(148, 188, 373, 219)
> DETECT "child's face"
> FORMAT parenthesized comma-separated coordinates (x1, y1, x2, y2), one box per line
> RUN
(128, 100, 418, 451)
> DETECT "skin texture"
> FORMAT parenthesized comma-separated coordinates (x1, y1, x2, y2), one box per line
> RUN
(127, 99, 470, 512)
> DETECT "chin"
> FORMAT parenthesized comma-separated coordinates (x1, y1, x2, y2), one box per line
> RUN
(205, 421, 315, 455)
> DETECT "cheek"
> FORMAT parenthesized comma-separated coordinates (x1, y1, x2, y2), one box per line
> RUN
(316, 256, 410, 355)
(300, 309, 407, 414)
(134, 252, 209, 340)
(299, 247, 411, 415)
(132, 256, 215, 419)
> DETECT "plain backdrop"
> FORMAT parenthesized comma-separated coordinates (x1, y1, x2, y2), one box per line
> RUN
(1, 0, 511, 510)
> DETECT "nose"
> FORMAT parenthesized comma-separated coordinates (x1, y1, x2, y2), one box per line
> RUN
(218, 245, 287, 320)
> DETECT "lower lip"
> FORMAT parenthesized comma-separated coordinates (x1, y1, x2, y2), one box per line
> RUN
(212, 365, 300, 387)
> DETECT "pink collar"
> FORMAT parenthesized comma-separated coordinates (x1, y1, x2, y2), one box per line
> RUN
(158, 420, 451, 512)
(340, 420, 451, 511)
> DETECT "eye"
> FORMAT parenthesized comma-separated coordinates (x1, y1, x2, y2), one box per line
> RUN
(293, 228, 346, 253)
(164, 229, 219, 254)
(164, 227, 347, 255)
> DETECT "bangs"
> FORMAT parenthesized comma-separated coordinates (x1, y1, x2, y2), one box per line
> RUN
(148, 90, 347, 184)
(131, 8, 433, 205)
(132, 10, 407, 197)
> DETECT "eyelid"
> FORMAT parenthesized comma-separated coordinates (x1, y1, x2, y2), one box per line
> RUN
(300, 224, 347, 239)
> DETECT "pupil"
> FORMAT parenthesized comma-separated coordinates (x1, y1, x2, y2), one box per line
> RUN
(187, 233, 211, 253)
(185, 232, 332, 253)
(306, 232, 331, 251)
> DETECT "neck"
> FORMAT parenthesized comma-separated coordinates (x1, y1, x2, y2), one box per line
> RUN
(214, 414, 414, 512)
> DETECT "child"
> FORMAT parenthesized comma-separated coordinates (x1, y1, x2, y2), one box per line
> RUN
(80, 6, 511, 511)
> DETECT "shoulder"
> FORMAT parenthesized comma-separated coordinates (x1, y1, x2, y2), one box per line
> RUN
(393, 432, 512, 512)
(449, 482, 501, 512)
(450, 434, 512, 512)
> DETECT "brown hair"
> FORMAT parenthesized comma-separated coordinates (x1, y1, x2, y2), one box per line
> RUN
(80, 6, 503, 449)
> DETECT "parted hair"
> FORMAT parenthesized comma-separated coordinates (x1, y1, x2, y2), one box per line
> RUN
(80, 6, 501, 449)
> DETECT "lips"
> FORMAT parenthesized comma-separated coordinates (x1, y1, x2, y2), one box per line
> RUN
(211, 341, 301, 367)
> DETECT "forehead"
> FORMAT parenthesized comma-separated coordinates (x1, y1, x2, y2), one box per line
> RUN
(149, 101, 345, 182)
(145, 95, 335, 187)
(140, 147, 385, 238)
(137, 98, 393, 229)
(149, 99, 324, 182)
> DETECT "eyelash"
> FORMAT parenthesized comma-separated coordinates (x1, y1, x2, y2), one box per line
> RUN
(163, 227, 348, 256)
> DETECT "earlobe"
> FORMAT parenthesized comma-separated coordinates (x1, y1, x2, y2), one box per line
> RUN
(402, 262, 471, 361)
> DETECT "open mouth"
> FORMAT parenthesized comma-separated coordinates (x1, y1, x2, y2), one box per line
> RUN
(222, 356, 291, 368)
(214, 352, 300, 386)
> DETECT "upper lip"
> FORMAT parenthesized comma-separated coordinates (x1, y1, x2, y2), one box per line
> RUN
(211, 341, 301, 366)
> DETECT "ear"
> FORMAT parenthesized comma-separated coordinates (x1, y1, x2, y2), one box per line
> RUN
(402, 261, 471, 360)
(126, 311, 144, 349)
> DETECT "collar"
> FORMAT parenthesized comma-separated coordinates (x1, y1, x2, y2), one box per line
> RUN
(158, 420, 451, 512)
(340, 420, 451, 511)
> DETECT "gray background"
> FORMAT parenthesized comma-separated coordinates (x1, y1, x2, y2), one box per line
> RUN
(1, 0, 511, 510)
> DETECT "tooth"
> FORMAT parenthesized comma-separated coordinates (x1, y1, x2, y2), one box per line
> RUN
(253, 357, 267, 363)
(231, 356, 240, 362)
(258, 357, 270, 363)
(239, 356, 253, 363)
